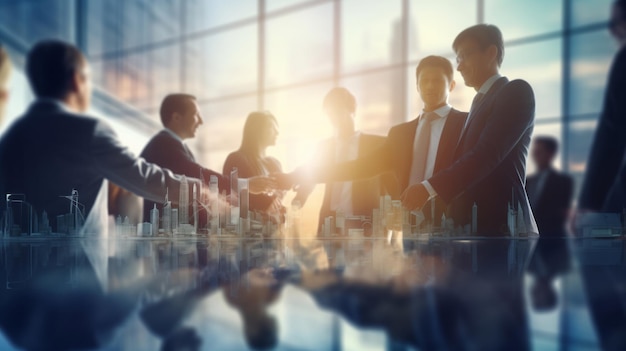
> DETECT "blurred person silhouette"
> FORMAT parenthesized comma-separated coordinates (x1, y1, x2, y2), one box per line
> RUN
(223, 268, 281, 350)
(526, 238, 572, 312)
(0, 241, 141, 351)
(579, 239, 626, 351)
(0, 40, 202, 231)
(296, 240, 532, 350)
(400, 24, 537, 236)
(285, 57, 466, 230)
(578, 0, 626, 215)
(0, 44, 11, 128)
(223, 111, 286, 224)
(141, 95, 276, 223)
(526, 136, 573, 236)
(160, 327, 201, 351)
(288, 87, 399, 235)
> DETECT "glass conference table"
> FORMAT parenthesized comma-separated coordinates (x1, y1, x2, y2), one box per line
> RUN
(0, 234, 621, 351)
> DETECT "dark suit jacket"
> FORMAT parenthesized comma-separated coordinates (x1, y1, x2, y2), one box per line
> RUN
(317, 109, 467, 223)
(579, 46, 626, 212)
(0, 101, 196, 232)
(296, 133, 399, 232)
(428, 77, 538, 235)
(222, 150, 283, 215)
(140, 130, 228, 222)
(526, 169, 573, 236)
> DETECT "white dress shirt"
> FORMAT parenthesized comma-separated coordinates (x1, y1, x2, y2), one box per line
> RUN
(422, 74, 502, 200)
(330, 132, 361, 214)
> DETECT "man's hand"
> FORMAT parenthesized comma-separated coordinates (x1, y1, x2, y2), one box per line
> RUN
(271, 172, 299, 191)
(248, 176, 277, 194)
(401, 183, 429, 211)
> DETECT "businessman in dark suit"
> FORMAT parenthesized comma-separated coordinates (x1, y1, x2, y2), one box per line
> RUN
(0, 40, 200, 232)
(292, 87, 397, 233)
(140, 94, 276, 222)
(289, 56, 466, 228)
(401, 24, 538, 236)
(526, 136, 573, 236)
(579, 0, 626, 214)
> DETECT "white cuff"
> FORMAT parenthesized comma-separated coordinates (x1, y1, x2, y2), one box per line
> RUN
(422, 180, 438, 200)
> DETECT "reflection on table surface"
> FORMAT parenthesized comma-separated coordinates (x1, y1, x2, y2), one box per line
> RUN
(0, 236, 623, 351)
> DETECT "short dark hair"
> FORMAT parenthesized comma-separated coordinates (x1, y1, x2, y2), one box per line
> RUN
(323, 87, 356, 113)
(26, 40, 85, 99)
(159, 93, 197, 126)
(534, 136, 559, 154)
(415, 55, 454, 82)
(453, 24, 505, 67)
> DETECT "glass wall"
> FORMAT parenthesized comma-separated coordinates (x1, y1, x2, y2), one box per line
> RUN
(0, 0, 617, 196)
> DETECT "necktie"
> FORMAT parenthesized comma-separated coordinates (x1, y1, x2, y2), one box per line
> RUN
(409, 112, 438, 185)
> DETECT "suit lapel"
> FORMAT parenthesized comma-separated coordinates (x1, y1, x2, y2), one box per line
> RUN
(434, 109, 465, 173)
(455, 77, 509, 154)
(401, 118, 420, 190)
(183, 144, 196, 161)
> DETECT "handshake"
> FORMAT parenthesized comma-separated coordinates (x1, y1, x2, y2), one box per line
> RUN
(247, 170, 309, 195)
(247, 169, 431, 211)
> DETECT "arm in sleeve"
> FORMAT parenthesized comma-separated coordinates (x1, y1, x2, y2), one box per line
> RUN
(428, 80, 535, 203)
(90, 121, 202, 204)
(560, 176, 574, 213)
(315, 138, 395, 183)
(579, 50, 626, 209)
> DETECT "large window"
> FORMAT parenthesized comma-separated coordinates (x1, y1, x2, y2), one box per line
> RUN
(0, 0, 618, 199)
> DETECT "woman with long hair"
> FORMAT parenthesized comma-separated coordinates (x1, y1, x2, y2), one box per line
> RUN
(223, 111, 285, 223)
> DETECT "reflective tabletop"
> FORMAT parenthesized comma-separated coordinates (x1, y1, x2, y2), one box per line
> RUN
(0, 236, 622, 351)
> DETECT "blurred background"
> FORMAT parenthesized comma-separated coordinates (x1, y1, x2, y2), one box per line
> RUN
(0, 0, 617, 209)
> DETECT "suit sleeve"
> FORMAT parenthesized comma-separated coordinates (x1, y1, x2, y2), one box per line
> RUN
(147, 133, 229, 193)
(315, 135, 395, 183)
(559, 175, 574, 213)
(579, 49, 626, 210)
(428, 80, 535, 203)
(89, 121, 202, 204)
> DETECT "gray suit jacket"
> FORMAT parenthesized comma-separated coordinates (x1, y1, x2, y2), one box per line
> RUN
(0, 100, 200, 231)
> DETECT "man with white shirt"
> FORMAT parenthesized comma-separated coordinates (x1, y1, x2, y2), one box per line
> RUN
(401, 24, 538, 236)
(292, 87, 397, 234)
(288, 56, 467, 229)
(526, 136, 573, 236)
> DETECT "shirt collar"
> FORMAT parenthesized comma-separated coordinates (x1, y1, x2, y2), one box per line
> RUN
(164, 127, 184, 143)
(478, 74, 502, 95)
(35, 98, 73, 113)
(421, 104, 452, 119)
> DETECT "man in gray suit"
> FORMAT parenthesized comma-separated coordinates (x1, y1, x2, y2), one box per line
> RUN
(0, 40, 208, 232)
